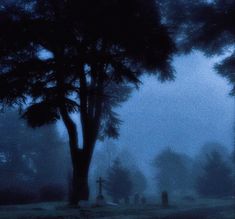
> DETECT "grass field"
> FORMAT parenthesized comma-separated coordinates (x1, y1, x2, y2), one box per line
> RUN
(0, 198, 234, 219)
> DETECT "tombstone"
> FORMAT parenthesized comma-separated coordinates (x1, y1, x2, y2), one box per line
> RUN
(124, 196, 130, 205)
(161, 191, 168, 208)
(96, 177, 106, 206)
(134, 193, 140, 205)
(141, 196, 146, 205)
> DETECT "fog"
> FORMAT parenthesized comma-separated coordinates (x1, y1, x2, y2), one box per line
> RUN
(0, 49, 233, 205)
(56, 51, 234, 197)
(0, 0, 235, 218)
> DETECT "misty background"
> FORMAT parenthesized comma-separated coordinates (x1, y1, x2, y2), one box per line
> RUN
(55, 51, 234, 197)
(0, 0, 234, 204)
(0, 51, 233, 202)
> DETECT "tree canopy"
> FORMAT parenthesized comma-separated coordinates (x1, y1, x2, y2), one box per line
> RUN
(0, 0, 175, 203)
(196, 150, 233, 197)
(160, 0, 235, 94)
(153, 148, 192, 196)
(105, 159, 133, 202)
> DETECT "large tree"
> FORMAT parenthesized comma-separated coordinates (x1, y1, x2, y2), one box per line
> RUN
(196, 150, 233, 197)
(0, 0, 175, 204)
(153, 148, 193, 196)
(105, 159, 133, 203)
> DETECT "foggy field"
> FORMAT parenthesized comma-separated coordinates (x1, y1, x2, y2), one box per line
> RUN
(0, 198, 234, 219)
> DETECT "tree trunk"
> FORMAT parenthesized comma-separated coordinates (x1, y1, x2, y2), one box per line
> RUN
(59, 106, 83, 205)
(70, 150, 90, 204)
(60, 105, 97, 205)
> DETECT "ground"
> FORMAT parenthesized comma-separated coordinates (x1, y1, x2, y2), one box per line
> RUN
(0, 198, 234, 219)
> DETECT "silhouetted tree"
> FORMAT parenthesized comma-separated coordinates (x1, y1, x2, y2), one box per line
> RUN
(233, 126, 235, 163)
(105, 159, 133, 203)
(131, 169, 147, 195)
(231, 130, 235, 195)
(192, 143, 231, 195)
(153, 148, 192, 196)
(196, 142, 229, 162)
(116, 149, 147, 195)
(196, 150, 233, 198)
(0, 0, 175, 204)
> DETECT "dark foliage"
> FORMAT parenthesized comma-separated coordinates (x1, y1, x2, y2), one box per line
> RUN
(196, 150, 233, 198)
(0, 187, 37, 205)
(153, 148, 192, 196)
(0, 0, 175, 203)
(159, 0, 235, 95)
(105, 159, 133, 202)
(131, 169, 147, 195)
(39, 184, 66, 202)
(0, 110, 69, 192)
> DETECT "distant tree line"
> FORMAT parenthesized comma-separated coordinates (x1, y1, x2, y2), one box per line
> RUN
(104, 158, 147, 203)
(0, 110, 70, 204)
(94, 142, 234, 202)
(152, 143, 234, 199)
(0, 110, 234, 204)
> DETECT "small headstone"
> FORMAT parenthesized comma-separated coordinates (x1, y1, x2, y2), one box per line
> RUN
(161, 191, 168, 208)
(141, 196, 146, 205)
(134, 193, 139, 205)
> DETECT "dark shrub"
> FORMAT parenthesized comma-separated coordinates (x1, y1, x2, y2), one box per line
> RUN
(39, 184, 65, 202)
(0, 187, 37, 205)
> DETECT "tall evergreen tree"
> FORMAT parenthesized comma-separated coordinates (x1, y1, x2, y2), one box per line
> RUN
(153, 148, 192, 196)
(196, 150, 233, 197)
(105, 159, 133, 203)
(0, 0, 175, 203)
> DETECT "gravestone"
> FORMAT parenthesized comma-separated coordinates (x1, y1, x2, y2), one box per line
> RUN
(96, 177, 106, 206)
(161, 191, 168, 208)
